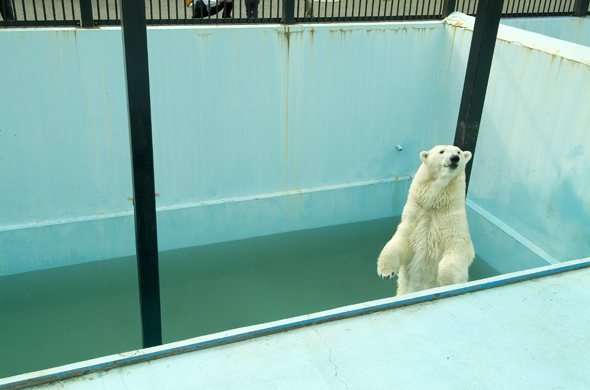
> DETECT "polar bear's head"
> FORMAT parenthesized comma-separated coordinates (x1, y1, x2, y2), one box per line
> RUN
(419, 145, 472, 179)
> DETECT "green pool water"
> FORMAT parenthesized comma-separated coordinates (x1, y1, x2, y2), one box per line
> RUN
(0, 216, 499, 378)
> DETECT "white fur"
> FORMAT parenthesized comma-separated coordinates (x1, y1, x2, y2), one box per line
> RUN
(377, 145, 475, 295)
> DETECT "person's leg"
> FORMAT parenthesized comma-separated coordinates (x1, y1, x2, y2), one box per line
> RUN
(252, 0, 259, 18)
(222, 0, 233, 18)
(244, 0, 251, 18)
(0, 0, 15, 20)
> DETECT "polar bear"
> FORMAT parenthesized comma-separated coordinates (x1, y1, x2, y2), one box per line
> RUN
(377, 145, 475, 296)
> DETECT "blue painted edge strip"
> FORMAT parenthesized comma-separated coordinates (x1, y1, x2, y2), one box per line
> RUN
(2, 257, 589, 390)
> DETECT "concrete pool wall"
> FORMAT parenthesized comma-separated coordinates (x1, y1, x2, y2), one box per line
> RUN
(1, 14, 589, 277)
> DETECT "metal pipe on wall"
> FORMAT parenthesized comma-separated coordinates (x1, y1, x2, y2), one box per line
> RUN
(453, 0, 504, 191)
(120, 0, 163, 348)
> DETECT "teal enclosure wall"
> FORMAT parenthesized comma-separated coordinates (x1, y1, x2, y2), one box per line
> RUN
(1, 15, 588, 275)
(0, 22, 463, 275)
(501, 16, 590, 47)
(446, 14, 590, 262)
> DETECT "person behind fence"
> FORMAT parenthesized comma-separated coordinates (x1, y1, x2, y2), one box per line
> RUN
(0, 0, 14, 20)
(245, 0, 259, 18)
(187, 0, 233, 18)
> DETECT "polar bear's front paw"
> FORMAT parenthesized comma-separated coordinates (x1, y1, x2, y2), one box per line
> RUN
(377, 247, 401, 281)
(377, 264, 397, 280)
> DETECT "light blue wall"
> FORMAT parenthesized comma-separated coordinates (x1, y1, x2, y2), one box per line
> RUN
(3, 16, 588, 275)
(448, 16, 590, 262)
(147, 24, 454, 206)
(0, 29, 133, 227)
(0, 22, 458, 275)
(501, 17, 590, 47)
(466, 200, 557, 274)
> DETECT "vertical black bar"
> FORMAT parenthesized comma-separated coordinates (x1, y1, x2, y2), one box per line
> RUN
(70, 0, 76, 25)
(330, 0, 334, 20)
(282, 0, 294, 22)
(574, 0, 589, 15)
(95, 0, 100, 22)
(20, 0, 28, 25)
(376, 0, 381, 19)
(453, 0, 503, 191)
(32, 0, 39, 25)
(120, 0, 163, 349)
(79, 0, 93, 26)
(60, 0, 66, 21)
(41, 0, 48, 23)
(442, 0, 455, 16)
(51, 0, 57, 25)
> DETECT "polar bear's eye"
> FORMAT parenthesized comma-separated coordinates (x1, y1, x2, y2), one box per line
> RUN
(439, 150, 444, 154)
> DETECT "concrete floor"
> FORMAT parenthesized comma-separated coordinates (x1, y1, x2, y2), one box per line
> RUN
(7, 262, 590, 390)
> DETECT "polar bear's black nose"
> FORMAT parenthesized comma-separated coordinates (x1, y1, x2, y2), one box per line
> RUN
(450, 155, 460, 163)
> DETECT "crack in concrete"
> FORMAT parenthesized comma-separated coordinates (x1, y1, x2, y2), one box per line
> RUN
(311, 327, 349, 390)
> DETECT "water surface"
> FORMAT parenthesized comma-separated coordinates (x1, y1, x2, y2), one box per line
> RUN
(0, 216, 499, 378)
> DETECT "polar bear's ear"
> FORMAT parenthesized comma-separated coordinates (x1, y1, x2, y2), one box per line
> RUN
(463, 151, 472, 163)
(420, 151, 429, 163)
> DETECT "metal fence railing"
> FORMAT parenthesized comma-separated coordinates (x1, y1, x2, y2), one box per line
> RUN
(457, 0, 579, 17)
(1, 0, 588, 27)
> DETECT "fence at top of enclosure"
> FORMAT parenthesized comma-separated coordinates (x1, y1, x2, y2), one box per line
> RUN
(0, 0, 589, 28)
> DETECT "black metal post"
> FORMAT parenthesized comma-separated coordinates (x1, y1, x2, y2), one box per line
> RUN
(282, 0, 295, 23)
(79, 0, 94, 27)
(573, 0, 589, 17)
(120, 0, 163, 348)
(441, 0, 456, 18)
(453, 0, 504, 191)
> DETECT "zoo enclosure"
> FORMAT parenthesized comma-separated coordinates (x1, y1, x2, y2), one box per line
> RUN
(1, 0, 589, 27)
(2, 0, 590, 378)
